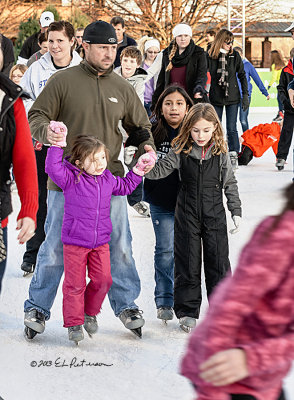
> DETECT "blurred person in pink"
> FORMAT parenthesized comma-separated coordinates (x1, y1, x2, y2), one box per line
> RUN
(181, 182, 294, 400)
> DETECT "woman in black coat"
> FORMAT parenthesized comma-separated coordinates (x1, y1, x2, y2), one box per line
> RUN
(207, 29, 249, 168)
(152, 23, 207, 108)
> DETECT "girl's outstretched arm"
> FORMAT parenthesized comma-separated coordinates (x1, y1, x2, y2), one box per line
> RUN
(145, 148, 180, 180)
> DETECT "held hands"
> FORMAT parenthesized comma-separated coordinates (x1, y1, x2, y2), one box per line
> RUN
(199, 349, 249, 387)
(124, 145, 138, 166)
(47, 121, 68, 147)
(133, 145, 157, 176)
(16, 217, 35, 245)
(230, 215, 241, 234)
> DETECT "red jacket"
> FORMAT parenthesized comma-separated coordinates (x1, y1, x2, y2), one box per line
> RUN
(1, 98, 38, 228)
(181, 211, 294, 400)
(241, 122, 281, 157)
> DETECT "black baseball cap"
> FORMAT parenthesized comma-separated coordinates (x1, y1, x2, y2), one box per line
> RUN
(83, 20, 117, 44)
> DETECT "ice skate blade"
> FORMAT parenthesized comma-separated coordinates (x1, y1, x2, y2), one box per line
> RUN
(23, 271, 33, 277)
(130, 328, 142, 338)
(24, 327, 38, 341)
(180, 324, 191, 333)
(277, 166, 284, 171)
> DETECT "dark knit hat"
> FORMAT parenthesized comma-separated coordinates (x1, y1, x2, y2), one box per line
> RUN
(83, 20, 117, 44)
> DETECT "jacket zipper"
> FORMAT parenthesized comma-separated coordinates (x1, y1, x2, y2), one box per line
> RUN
(93, 176, 100, 248)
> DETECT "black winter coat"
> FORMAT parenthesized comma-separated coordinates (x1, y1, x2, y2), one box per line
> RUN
(152, 44, 207, 107)
(19, 31, 41, 60)
(207, 49, 248, 106)
(0, 74, 25, 219)
(277, 64, 294, 114)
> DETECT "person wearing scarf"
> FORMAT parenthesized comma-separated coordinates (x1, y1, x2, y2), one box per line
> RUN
(151, 23, 207, 109)
(207, 29, 249, 169)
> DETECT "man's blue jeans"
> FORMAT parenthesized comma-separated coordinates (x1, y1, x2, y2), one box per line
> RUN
(24, 190, 141, 319)
(214, 104, 240, 153)
(150, 204, 174, 308)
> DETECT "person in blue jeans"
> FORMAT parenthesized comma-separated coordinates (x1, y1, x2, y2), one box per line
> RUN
(23, 21, 155, 340)
(143, 85, 193, 322)
(234, 47, 270, 132)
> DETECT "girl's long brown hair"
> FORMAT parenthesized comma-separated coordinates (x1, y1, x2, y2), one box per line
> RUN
(208, 29, 234, 59)
(171, 103, 227, 155)
(270, 50, 285, 70)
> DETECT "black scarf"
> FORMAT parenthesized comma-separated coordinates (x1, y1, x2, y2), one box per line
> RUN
(168, 40, 195, 67)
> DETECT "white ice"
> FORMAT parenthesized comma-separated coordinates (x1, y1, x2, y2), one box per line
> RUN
(0, 110, 293, 400)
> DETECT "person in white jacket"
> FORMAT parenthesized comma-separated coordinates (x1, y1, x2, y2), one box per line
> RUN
(19, 20, 82, 278)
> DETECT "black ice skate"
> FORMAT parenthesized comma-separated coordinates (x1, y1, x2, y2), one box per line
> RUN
(21, 262, 35, 277)
(24, 309, 45, 334)
(84, 314, 98, 338)
(24, 326, 38, 341)
(157, 307, 174, 324)
(276, 158, 286, 171)
(119, 309, 145, 338)
(179, 316, 196, 333)
(68, 325, 84, 345)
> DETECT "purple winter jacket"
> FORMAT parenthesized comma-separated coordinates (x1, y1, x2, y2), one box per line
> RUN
(45, 146, 142, 249)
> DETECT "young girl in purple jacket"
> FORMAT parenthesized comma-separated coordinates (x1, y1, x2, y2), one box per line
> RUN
(45, 135, 144, 344)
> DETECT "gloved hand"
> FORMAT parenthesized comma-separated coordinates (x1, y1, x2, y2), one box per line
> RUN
(125, 127, 150, 148)
(124, 145, 138, 165)
(229, 216, 241, 234)
(49, 121, 67, 147)
(241, 95, 249, 112)
(133, 150, 157, 176)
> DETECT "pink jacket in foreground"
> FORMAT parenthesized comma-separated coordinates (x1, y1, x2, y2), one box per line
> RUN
(181, 211, 294, 400)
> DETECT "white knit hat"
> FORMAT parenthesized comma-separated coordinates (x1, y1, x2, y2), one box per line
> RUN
(145, 38, 160, 52)
(172, 23, 192, 38)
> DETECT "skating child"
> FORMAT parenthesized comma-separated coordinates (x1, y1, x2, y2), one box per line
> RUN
(144, 103, 242, 332)
(238, 120, 282, 166)
(45, 132, 144, 344)
(276, 47, 294, 170)
(143, 85, 194, 322)
(181, 182, 294, 400)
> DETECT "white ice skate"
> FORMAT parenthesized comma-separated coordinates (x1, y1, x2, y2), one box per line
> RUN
(157, 307, 174, 324)
(179, 316, 196, 333)
(68, 325, 84, 345)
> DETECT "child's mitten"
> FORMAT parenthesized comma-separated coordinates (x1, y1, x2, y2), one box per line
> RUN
(230, 216, 241, 234)
(49, 121, 68, 147)
(133, 151, 157, 176)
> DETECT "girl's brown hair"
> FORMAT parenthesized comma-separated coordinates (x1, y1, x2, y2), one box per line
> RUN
(270, 50, 285, 70)
(9, 64, 28, 80)
(172, 103, 227, 155)
(152, 85, 194, 146)
(68, 135, 109, 178)
(208, 29, 234, 59)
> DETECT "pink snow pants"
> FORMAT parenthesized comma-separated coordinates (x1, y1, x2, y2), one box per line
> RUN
(62, 243, 112, 327)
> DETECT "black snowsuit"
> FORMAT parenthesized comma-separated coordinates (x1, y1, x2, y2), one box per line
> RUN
(146, 143, 241, 319)
(174, 154, 230, 319)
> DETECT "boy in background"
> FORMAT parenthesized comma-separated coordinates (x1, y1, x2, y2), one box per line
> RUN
(115, 46, 151, 216)
(275, 48, 294, 170)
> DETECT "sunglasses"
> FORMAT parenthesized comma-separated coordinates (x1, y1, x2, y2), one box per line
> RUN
(224, 40, 234, 45)
(76, 35, 83, 39)
(147, 50, 159, 54)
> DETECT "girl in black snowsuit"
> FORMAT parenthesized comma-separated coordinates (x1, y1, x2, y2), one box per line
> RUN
(145, 103, 242, 332)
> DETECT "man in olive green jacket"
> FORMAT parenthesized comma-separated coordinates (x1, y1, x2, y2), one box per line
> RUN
(24, 20, 155, 340)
